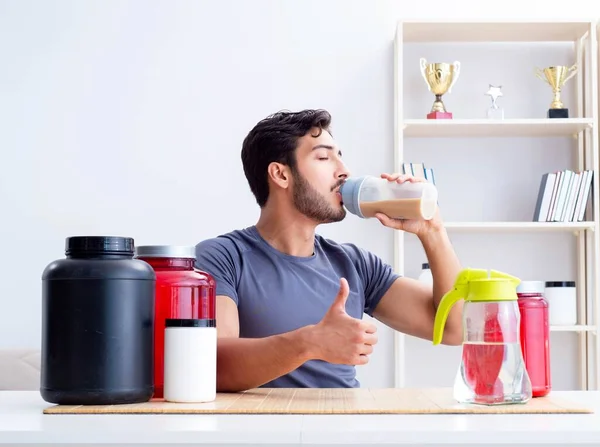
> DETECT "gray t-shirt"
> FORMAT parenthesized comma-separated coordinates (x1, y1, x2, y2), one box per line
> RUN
(194, 226, 400, 388)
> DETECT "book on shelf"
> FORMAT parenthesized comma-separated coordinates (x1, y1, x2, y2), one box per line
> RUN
(402, 162, 436, 185)
(532, 169, 594, 222)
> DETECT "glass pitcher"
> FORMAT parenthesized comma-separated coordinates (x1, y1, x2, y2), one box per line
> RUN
(433, 268, 533, 405)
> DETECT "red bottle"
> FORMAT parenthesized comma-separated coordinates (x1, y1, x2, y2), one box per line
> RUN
(517, 281, 551, 397)
(135, 246, 216, 399)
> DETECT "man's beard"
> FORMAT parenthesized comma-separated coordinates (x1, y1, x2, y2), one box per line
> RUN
(291, 170, 346, 224)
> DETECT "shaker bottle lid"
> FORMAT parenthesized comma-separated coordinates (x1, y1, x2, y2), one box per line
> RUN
(545, 281, 576, 287)
(135, 245, 196, 259)
(339, 177, 367, 218)
(516, 280, 545, 294)
(166, 318, 216, 328)
(66, 236, 134, 255)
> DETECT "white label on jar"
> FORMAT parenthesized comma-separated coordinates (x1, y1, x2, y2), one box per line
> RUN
(164, 327, 217, 403)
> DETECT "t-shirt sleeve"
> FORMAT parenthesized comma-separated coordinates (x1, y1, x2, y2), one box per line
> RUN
(344, 244, 401, 316)
(195, 237, 240, 305)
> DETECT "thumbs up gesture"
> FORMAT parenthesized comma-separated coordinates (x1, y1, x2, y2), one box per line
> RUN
(311, 278, 378, 365)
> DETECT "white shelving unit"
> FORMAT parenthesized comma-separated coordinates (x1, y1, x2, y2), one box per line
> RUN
(403, 118, 593, 138)
(393, 19, 599, 391)
(444, 222, 594, 232)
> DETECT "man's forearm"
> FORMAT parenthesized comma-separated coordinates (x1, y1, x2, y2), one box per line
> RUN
(420, 227, 463, 337)
(216, 326, 315, 392)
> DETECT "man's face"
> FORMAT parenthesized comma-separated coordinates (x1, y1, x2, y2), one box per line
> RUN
(290, 128, 350, 224)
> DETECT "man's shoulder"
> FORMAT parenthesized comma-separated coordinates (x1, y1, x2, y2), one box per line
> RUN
(315, 233, 368, 261)
(195, 227, 257, 261)
(315, 233, 396, 277)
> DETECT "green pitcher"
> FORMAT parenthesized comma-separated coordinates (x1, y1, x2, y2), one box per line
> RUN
(433, 268, 532, 405)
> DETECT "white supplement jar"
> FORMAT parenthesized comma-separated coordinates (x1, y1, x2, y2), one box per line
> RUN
(163, 318, 217, 403)
(418, 262, 433, 285)
(544, 281, 577, 326)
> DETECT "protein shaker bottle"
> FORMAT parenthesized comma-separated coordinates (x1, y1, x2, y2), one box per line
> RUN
(340, 176, 438, 220)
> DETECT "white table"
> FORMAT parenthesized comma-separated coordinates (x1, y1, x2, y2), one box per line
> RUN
(0, 390, 599, 446)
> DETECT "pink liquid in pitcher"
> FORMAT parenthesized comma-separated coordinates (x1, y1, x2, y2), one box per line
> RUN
(461, 303, 518, 405)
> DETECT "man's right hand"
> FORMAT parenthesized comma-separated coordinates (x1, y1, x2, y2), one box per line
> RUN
(308, 278, 378, 365)
(213, 279, 378, 392)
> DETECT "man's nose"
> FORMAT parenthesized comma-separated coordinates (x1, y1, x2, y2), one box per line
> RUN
(337, 162, 350, 180)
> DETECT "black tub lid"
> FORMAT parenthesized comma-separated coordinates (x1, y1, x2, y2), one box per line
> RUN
(545, 281, 576, 287)
(66, 236, 134, 255)
(166, 318, 216, 328)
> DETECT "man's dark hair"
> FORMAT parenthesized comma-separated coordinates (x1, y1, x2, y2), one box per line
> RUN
(241, 109, 332, 207)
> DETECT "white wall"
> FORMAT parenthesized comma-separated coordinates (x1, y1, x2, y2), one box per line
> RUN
(1, 0, 599, 390)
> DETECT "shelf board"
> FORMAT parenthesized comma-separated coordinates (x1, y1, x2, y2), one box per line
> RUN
(444, 222, 594, 232)
(401, 20, 592, 43)
(403, 119, 593, 138)
(550, 325, 596, 332)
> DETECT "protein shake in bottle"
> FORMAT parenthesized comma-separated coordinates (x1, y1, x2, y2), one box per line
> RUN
(339, 176, 438, 220)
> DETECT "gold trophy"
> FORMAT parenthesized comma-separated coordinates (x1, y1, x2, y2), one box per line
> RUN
(535, 64, 577, 118)
(420, 57, 461, 119)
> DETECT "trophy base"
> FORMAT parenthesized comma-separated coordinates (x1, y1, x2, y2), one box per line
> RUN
(547, 108, 569, 119)
(487, 108, 504, 119)
(427, 111, 453, 119)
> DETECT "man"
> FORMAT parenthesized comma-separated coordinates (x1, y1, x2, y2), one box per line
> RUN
(195, 109, 463, 392)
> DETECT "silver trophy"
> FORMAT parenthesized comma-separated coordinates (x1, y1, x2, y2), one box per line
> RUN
(485, 84, 504, 119)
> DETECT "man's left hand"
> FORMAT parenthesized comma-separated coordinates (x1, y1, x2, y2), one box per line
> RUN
(374, 173, 444, 238)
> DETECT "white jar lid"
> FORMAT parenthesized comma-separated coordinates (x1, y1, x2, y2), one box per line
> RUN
(516, 280, 545, 294)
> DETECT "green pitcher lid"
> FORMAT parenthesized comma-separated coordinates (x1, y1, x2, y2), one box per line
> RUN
(432, 268, 521, 345)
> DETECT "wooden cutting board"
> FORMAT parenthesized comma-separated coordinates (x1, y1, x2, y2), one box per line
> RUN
(43, 387, 593, 415)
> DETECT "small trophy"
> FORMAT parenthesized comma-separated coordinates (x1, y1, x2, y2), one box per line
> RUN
(485, 84, 504, 119)
(420, 58, 461, 119)
(535, 64, 577, 118)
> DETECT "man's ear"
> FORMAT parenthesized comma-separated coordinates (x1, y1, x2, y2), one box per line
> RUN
(267, 162, 291, 190)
